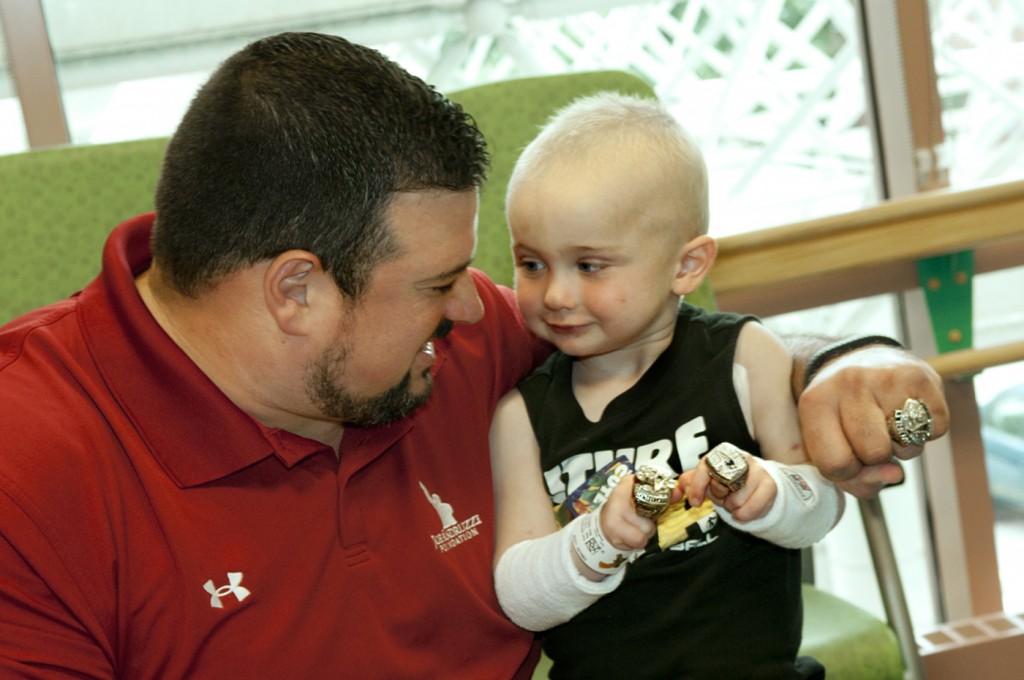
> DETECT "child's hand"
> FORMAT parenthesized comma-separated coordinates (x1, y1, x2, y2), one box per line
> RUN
(599, 474, 657, 550)
(683, 452, 778, 522)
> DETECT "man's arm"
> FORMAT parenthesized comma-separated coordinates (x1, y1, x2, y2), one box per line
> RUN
(785, 335, 948, 499)
(0, 515, 113, 677)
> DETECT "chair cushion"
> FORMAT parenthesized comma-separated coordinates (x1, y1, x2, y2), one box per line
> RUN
(800, 584, 904, 680)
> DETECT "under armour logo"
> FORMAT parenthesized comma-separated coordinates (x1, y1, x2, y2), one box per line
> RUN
(203, 572, 251, 609)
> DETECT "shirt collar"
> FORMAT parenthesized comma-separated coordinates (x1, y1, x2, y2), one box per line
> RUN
(79, 214, 334, 487)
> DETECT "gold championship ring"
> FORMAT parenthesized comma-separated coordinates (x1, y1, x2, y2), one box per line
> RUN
(633, 465, 677, 519)
(887, 398, 933, 447)
(703, 443, 749, 492)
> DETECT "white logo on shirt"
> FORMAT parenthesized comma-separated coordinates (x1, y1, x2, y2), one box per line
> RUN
(203, 572, 251, 608)
(420, 481, 482, 552)
(420, 481, 457, 528)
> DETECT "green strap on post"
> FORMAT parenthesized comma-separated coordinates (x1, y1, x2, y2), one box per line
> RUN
(916, 251, 973, 355)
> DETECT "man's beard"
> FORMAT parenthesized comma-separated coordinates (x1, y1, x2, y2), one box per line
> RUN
(308, 356, 428, 427)
(306, 318, 453, 427)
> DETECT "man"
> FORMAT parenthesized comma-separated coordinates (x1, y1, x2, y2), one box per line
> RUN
(0, 32, 945, 679)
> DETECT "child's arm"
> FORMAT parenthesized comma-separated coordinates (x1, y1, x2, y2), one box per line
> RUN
(684, 322, 845, 548)
(490, 390, 655, 631)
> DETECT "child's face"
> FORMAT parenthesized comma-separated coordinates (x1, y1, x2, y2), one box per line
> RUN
(508, 160, 694, 359)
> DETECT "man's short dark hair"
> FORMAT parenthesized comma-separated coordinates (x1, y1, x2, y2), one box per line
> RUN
(152, 32, 489, 298)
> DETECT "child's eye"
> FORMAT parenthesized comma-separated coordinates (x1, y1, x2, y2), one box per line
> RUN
(577, 261, 604, 274)
(518, 259, 545, 273)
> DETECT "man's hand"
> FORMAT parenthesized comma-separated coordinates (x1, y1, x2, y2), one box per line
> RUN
(798, 345, 948, 498)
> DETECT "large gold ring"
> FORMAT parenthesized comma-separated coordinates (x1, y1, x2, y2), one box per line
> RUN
(887, 398, 933, 447)
(633, 466, 676, 519)
(704, 443, 749, 492)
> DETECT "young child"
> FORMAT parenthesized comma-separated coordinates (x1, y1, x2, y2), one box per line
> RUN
(489, 92, 845, 679)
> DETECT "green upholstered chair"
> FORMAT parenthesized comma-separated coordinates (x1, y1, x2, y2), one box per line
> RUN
(0, 70, 915, 680)
(801, 585, 903, 678)
(0, 137, 168, 324)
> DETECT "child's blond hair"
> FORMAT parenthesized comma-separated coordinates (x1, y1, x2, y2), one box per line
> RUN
(508, 92, 709, 237)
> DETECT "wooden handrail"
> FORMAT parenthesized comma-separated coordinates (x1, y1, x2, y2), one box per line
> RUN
(927, 340, 1024, 379)
(706, 179, 1024, 377)
(710, 178, 1024, 294)
(710, 179, 1024, 317)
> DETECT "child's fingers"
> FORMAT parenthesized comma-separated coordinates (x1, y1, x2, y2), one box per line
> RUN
(721, 474, 775, 521)
(604, 476, 656, 548)
(707, 478, 732, 503)
(670, 470, 691, 505)
(684, 465, 713, 505)
(611, 508, 655, 549)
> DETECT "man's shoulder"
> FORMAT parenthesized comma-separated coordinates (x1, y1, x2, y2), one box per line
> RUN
(0, 304, 97, 448)
(0, 299, 80, 371)
(0, 299, 110, 471)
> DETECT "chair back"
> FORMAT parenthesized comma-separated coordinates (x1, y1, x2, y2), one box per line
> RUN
(0, 138, 168, 323)
(0, 71, 717, 325)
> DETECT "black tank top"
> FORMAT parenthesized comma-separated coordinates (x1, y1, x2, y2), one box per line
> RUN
(519, 304, 813, 680)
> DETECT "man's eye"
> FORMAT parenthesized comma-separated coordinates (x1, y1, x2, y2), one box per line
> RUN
(432, 282, 456, 294)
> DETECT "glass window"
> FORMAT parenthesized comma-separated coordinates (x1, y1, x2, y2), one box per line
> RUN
(383, 0, 881, 236)
(0, 16, 30, 154)
(33, 0, 879, 234)
(931, 0, 1024, 614)
(932, 0, 1024, 188)
(976, 359, 1024, 615)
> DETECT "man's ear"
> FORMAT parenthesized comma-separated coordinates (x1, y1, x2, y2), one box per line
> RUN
(264, 250, 324, 336)
(671, 235, 717, 296)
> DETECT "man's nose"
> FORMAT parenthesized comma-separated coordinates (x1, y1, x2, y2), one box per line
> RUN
(446, 274, 484, 324)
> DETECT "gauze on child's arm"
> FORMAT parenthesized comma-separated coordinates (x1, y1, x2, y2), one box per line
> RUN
(494, 505, 632, 631)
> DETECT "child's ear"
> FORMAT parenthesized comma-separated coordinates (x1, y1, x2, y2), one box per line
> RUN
(672, 235, 717, 296)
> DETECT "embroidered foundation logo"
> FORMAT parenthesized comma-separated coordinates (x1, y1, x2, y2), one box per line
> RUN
(203, 572, 251, 609)
(420, 481, 482, 553)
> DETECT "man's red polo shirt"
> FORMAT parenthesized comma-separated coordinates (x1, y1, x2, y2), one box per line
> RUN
(0, 214, 547, 679)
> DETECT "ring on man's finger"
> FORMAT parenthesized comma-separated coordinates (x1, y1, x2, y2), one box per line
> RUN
(887, 398, 933, 447)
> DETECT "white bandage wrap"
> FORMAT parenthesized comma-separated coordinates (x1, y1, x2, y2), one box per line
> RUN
(494, 518, 625, 631)
(716, 460, 845, 549)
